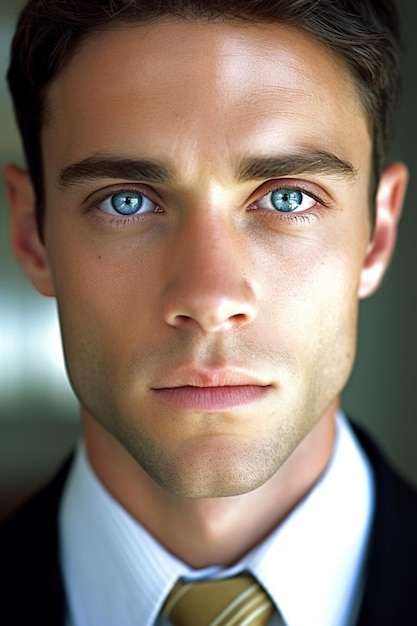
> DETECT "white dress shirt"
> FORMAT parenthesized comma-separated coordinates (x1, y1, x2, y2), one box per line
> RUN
(60, 413, 374, 626)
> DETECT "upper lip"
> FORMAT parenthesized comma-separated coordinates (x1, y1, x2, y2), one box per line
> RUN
(151, 366, 271, 389)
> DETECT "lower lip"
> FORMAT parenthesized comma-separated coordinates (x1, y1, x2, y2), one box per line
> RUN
(152, 385, 270, 411)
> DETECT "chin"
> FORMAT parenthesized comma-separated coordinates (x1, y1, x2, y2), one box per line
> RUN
(132, 435, 284, 499)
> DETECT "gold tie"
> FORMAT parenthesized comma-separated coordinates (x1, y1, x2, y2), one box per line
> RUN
(162, 574, 276, 626)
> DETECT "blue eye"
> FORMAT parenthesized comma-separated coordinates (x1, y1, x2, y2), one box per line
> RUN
(270, 189, 302, 212)
(256, 188, 316, 213)
(112, 192, 143, 215)
(98, 191, 158, 216)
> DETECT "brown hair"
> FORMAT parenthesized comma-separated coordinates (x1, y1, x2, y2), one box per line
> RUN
(7, 0, 403, 227)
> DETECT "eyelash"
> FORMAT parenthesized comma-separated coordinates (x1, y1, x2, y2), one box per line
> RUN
(85, 181, 326, 227)
(250, 183, 325, 224)
(85, 185, 160, 226)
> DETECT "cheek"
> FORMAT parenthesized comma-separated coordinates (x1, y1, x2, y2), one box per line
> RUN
(260, 233, 362, 316)
(258, 235, 363, 378)
(46, 222, 158, 325)
(43, 230, 158, 396)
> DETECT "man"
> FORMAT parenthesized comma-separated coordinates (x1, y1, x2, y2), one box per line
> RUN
(1, 0, 416, 624)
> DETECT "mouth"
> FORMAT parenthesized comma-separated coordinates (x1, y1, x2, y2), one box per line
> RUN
(151, 364, 272, 410)
(151, 383, 271, 411)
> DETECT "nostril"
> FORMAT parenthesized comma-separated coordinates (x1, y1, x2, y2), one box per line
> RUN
(162, 271, 258, 332)
(168, 309, 255, 332)
(229, 312, 251, 326)
(174, 314, 195, 328)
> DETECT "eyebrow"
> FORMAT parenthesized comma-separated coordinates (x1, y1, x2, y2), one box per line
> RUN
(237, 151, 358, 181)
(58, 149, 358, 189)
(58, 154, 174, 188)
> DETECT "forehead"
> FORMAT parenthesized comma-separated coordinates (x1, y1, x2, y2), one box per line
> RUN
(43, 19, 370, 178)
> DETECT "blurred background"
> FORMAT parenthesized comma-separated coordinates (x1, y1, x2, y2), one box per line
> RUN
(0, 0, 416, 520)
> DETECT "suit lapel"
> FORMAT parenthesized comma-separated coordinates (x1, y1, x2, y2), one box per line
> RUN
(0, 456, 72, 625)
(353, 423, 417, 625)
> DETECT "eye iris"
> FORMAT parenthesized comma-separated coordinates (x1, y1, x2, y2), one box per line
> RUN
(111, 193, 142, 215)
(271, 189, 303, 212)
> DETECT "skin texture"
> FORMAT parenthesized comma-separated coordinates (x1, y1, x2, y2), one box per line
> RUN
(5, 19, 407, 566)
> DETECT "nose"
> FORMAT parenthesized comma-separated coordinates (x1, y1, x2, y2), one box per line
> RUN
(162, 214, 258, 332)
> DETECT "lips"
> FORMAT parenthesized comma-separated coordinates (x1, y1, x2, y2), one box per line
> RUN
(151, 366, 271, 410)
(151, 384, 270, 410)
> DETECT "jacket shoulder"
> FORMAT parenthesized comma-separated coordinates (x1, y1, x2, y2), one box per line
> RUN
(352, 423, 417, 626)
(0, 457, 72, 625)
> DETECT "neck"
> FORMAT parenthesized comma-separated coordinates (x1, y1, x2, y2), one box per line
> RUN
(83, 405, 337, 568)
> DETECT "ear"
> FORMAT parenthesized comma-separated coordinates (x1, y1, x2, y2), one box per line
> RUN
(4, 164, 55, 297)
(358, 162, 408, 299)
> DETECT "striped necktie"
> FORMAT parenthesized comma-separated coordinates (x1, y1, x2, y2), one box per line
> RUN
(162, 573, 278, 626)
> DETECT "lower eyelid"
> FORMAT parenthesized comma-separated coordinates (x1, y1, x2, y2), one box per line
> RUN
(264, 208, 321, 226)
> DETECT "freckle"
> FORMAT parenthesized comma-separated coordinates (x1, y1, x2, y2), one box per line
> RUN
(98, 255, 102, 260)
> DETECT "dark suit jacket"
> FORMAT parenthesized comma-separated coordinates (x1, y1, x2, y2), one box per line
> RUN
(1, 423, 417, 625)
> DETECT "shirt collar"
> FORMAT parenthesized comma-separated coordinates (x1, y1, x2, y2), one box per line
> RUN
(59, 413, 374, 626)
(243, 415, 374, 626)
(60, 441, 189, 626)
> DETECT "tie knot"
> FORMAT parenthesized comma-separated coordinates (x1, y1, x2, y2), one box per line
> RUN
(162, 573, 275, 626)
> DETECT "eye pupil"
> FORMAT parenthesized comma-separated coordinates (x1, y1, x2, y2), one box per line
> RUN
(112, 192, 143, 215)
(271, 189, 303, 212)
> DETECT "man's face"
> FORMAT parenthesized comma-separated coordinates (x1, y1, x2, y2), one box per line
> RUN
(40, 19, 373, 497)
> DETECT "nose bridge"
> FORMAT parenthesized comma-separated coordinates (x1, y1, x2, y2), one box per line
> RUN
(162, 209, 257, 332)
(186, 212, 236, 281)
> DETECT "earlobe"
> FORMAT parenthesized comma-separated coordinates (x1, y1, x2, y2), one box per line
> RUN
(358, 162, 408, 299)
(3, 164, 55, 297)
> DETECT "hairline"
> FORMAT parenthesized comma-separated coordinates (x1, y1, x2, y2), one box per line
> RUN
(43, 16, 374, 130)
